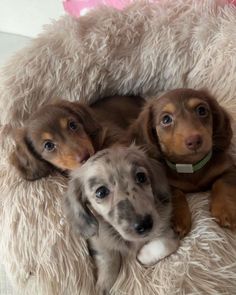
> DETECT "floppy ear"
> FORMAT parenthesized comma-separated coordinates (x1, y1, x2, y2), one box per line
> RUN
(206, 95, 233, 151)
(147, 157, 171, 206)
(64, 177, 98, 239)
(10, 128, 53, 181)
(128, 102, 158, 146)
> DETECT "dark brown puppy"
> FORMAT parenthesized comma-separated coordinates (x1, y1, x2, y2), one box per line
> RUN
(10, 96, 144, 180)
(126, 88, 236, 237)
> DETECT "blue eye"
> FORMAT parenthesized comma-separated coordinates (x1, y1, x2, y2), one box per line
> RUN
(44, 141, 55, 151)
(68, 120, 78, 130)
(196, 105, 208, 117)
(95, 186, 110, 199)
(161, 115, 173, 126)
(136, 172, 147, 184)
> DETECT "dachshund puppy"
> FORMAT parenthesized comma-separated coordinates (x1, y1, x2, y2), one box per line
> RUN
(10, 96, 144, 180)
(127, 88, 236, 237)
(64, 146, 179, 294)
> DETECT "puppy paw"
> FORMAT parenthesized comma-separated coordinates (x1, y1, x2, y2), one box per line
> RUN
(210, 201, 236, 230)
(172, 212, 192, 238)
(137, 235, 179, 266)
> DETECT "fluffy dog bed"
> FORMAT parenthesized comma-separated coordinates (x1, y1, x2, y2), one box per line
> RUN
(0, 0, 236, 294)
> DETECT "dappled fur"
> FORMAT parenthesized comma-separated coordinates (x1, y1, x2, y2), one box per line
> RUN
(64, 146, 178, 294)
(1, 1, 236, 294)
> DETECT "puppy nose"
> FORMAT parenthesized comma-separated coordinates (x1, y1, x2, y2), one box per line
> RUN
(134, 214, 153, 235)
(185, 135, 202, 150)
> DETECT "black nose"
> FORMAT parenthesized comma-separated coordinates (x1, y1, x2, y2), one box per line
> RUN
(185, 135, 202, 151)
(134, 214, 153, 235)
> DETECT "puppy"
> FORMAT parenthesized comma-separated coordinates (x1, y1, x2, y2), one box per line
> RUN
(10, 95, 144, 180)
(64, 146, 179, 294)
(127, 88, 236, 237)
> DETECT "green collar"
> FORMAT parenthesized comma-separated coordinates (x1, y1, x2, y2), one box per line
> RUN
(165, 150, 212, 174)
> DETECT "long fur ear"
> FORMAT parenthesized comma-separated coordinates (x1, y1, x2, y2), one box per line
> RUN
(64, 177, 98, 239)
(201, 92, 233, 151)
(147, 157, 171, 206)
(10, 128, 53, 181)
(127, 102, 157, 146)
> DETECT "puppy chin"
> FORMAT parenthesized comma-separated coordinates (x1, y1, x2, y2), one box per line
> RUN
(167, 147, 212, 164)
(185, 148, 212, 164)
(116, 228, 153, 243)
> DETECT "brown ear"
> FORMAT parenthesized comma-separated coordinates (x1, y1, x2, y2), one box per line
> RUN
(206, 95, 233, 151)
(128, 102, 157, 146)
(10, 129, 53, 181)
(64, 177, 98, 239)
(147, 157, 171, 206)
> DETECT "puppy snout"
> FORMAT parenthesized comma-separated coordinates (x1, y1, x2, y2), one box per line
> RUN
(185, 134, 202, 151)
(134, 214, 153, 235)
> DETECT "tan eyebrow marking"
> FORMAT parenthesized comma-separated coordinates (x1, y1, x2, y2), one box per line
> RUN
(162, 103, 176, 114)
(60, 118, 68, 129)
(41, 132, 53, 141)
(187, 98, 207, 109)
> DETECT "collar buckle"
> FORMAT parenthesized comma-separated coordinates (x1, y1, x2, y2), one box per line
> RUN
(176, 164, 194, 173)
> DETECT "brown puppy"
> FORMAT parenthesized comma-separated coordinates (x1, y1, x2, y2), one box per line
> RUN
(10, 96, 144, 180)
(127, 88, 236, 237)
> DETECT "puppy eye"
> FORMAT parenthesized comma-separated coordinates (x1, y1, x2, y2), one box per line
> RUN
(161, 114, 173, 126)
(68, 120, 78, 131)
(196, 105, 208, 117)
(136, 172, 147, 184)
(44, 141, 55, 152)
(95, 186, 110, 199)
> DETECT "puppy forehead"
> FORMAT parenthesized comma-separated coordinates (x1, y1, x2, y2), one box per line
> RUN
(156, 95, 206, 115)
(85, 157, 132, 185)
(32, 104, 77, 125)
(162, 103, 176, 114)
(84, 148, 148, 188)
(187, 97, 208, 108)
(41, 132, 53, 141)
(28, 106, 76, 138)
(59, 118, 68, 129)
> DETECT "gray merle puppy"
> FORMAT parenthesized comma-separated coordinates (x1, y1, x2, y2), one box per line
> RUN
(64, 145, 179, 294)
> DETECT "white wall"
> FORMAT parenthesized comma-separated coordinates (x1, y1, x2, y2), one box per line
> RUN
(0, 0, 65, 38)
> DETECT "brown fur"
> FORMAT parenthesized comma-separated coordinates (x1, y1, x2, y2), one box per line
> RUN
(10, 96, 144, 181)
(126, 88, 236, 237)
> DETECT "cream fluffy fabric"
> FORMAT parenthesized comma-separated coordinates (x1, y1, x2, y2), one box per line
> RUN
(0, 0, 236, 294)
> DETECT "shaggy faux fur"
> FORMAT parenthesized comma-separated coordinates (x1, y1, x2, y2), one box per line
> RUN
(0, 0, 236, 294)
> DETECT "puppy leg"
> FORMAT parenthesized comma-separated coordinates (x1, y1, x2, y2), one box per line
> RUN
(137, 230, 179, 266)
(210, 169, 236, 230)
(90, 239, 121, 295)
(171, 188, 192, 238)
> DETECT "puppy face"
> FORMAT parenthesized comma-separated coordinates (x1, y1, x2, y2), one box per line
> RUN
(152, 89, 213, 163)
(10, 101, 102, 180)
(65, 146, 172, 242)
(27, 106, 95, 169)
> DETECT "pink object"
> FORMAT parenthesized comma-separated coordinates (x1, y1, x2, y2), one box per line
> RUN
(63, 0, 132, 17)
(63, 0, 236, 18)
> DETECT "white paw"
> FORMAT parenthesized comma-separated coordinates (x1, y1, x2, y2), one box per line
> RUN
(137, 236, 179, 266)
